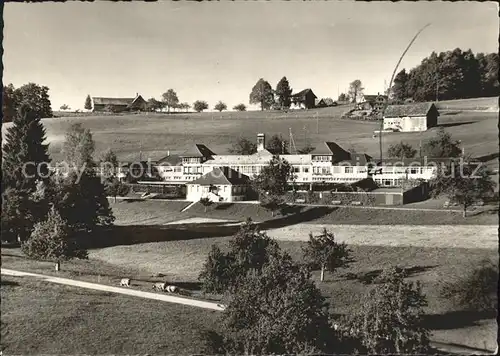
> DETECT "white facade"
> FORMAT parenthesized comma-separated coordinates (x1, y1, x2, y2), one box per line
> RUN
(383, 116, 428, 132)
(186, 183, 248, 202)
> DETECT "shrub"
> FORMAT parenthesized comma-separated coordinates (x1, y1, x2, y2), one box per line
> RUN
(440, 258, 498, 313)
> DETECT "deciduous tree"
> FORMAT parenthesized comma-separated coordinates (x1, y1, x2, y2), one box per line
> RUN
(343, 267, 430, 354)
(146, 97, 163, 112)
(388, 141, 417, 159)
(60, 104, 70, 111)
(162, 89, 179, 113)
(228, 137, 257, 155)
(249, 78, 274, 111)
(302, 228, 353, 281)
(193, 100, 209, 112)
(104, 177, 130, 203)
(199, 197, 213, 212)
(214, 101, 227, 112)
(265, 134, 289, 154)
(422, 127, 462, 158)
(62, 123, 96, 169)
(233, 103, 246, 111)
(15, 83, 53, 118)
(2, 84, 18, 122)
(348, 80, 364, 103)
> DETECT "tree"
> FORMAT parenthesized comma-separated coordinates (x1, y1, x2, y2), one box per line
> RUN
(199, 197, 213, 212)
(99, 148, 119, 179)
(214, 101, 227, 112)
(421, 127, 462, 158)
(430, 162, 494, 217)
(60, 104, 70, 111)
(62, 123, 95, 169)
(198, 219, 280, 294)
(259, 193, 283, 217)
(84, 94, 92, 110)
(56, 124, 114, 231)
(2, 103, 51, 192)
(391, 69, 409, 101)
(228, 137, 257, 155)
(233, 103, 246, 111)
(344, 267, 430, 354)
(275, 76, 293, 109)
(265, 134, 288, 154)
(338, 93, 348, 102)
(193, 100, 209, 113)
(104, 177, 130, 203)
(161, 89, 179, 113)
(254, 155, 291, 197)
(21, 207, 88, 270)
(302, 228, 352, 282)
(14, 83, 53, 118)
(205, 248, 333, 355)
(249, 78, 274, 111)
(146, 97, 163, 112)
(387, 141, 417, 159)
(1, 188, 34, 243)
(178, 102, 191, 112)
(2, 84, 19, 122)
(348, 80, 364, 103)
(104, 104, 119, 113)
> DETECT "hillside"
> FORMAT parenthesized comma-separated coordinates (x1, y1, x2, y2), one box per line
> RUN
(2, 97, 498, 171)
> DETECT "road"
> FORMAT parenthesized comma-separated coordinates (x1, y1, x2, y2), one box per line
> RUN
(2, 268, 496, 354)
(1, 268, 225, 311)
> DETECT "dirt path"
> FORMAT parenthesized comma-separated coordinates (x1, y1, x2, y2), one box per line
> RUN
(1, 268, 225, 311)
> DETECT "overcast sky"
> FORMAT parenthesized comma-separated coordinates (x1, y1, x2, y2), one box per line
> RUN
(3, 1, 498, 111)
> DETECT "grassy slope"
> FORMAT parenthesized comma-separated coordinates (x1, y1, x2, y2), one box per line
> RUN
(2, 243, 497, 351)
(3, 107, 497, 170)
(1, 276, 219, 355)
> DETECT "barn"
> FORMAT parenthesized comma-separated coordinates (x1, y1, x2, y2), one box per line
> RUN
(92, 94, 147, 112)
(291, 89, 317, 109)
(383, 103, 439, 132)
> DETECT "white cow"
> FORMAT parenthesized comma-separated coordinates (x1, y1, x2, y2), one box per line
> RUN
(120, 278, 131, 287)
(152, 282, 167, 291)
(166, 285, 178, 293)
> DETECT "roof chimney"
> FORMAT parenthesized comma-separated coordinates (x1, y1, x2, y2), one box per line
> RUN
(257, 133, 265, 152)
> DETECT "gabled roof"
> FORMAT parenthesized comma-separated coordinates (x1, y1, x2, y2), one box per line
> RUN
(180, 144, 216, 158)
(292, 88, 317, 99)
(363, 94, 388, 103)
(384, 103, 438, 118)
(315, 99, 324, 106)
(311, 141, 350, 157)
(189, 167, 250, 186)
(323, 98, 335, 106)
(92, 97, 135, 106)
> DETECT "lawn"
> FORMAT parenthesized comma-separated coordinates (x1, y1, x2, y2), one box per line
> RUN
(1, 276, 219, 355)
(3, 105, 498, 171)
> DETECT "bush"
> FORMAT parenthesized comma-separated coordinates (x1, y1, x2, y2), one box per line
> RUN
(440, 259, 498, 313)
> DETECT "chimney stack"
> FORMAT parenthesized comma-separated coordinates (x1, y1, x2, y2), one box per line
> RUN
(257, 133, 265, 152)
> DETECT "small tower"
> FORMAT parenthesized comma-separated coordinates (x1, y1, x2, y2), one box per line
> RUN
(257, 133, 265, 152)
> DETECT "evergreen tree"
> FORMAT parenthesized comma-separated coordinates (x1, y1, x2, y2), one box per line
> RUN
(275, 76, 293, 109)
(391, 69, 409, 101)
(249, 78, 274, 111)
(2, 103, 51, 192)
(84, 94, 92, 110)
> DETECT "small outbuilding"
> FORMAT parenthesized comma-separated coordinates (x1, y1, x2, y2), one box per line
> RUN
(186, 167, 250, 202)
(383, 103, 439, 132)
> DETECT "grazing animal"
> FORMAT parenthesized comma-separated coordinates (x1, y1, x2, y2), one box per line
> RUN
(166, 285, 178, 293)
(152, 282, 166, 291)
(120, 278, 131, 287)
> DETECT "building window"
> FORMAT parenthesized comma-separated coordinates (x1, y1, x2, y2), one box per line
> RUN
(345, 166, 353, 174)
(293, 167, 300, 173)
(409, 168, 419, 174)
(383, 179, 392, 186)
(303, 167, 309, 173)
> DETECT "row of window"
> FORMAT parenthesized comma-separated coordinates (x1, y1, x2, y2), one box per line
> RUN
(182, 158, 201, 164)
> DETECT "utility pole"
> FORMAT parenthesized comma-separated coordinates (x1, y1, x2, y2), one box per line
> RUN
(316, 112, 319, 134)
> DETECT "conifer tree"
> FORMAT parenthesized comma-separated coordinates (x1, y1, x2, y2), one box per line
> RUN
(84, 94, 92, 110)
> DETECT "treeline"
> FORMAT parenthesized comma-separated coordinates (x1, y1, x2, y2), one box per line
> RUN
(2, 83, 53, 122)
(392, 49, 499, 102)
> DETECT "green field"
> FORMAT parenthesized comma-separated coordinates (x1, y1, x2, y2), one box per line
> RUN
(3, 99, 498, 172)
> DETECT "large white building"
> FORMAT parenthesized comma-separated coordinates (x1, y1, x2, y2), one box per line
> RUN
(155, 133, 445, 193)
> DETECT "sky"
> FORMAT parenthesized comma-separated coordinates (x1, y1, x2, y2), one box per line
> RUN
(3, 1, 499, 111)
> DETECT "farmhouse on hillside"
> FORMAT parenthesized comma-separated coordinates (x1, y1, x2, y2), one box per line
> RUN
(186, 167, 250, 202)
(315, 98, 337, 108)
(362, 93, 388, 112)
(383, 102, 439, 132)
(291, 89, 317, 109)
(92, 94, 147, 112)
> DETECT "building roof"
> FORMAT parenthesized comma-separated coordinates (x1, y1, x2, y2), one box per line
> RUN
(92, 97, 135, 106)
(384, 103, 438, 118)
(363, 94, 388, 103)
(323, 98, 335, 106)
(156, 154, 182, 166)
(315, 99, 324, 106)
(292, 88, 317, 99)
(189, 167, 250, 186)
(373, 157, 455, 167)
(180, 144, 216, 158)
